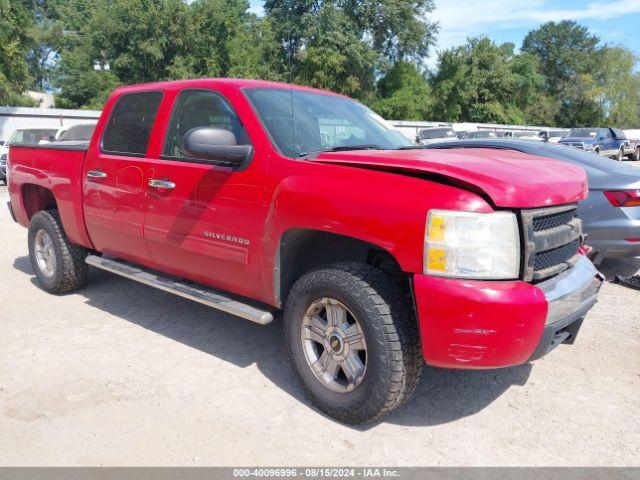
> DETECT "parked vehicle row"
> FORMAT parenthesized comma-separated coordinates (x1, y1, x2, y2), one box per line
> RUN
(6, 78, 603, 424)
(425, 139, 640, 264)
(0, 124, 96, 185)
(415, 125, 640, 161)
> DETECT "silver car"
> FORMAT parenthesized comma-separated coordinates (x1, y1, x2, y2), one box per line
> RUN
(415, 126, 458, 145)
(424, 139, 640, 264)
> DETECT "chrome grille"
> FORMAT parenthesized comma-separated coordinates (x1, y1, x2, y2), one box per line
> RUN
(521, 205, 582, 282)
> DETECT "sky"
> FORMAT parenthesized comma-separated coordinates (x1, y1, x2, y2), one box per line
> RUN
(248, 0, 640, 68)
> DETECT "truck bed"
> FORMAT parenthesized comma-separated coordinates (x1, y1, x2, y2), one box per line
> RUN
(8, 143, 93, 248)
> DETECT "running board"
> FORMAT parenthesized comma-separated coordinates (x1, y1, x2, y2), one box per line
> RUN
(85, 255, 274, 325)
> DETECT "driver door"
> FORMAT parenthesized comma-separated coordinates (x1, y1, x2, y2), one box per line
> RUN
(143, 88, 268, 299)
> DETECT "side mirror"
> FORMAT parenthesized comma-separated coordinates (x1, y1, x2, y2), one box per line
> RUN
(181, 127, 253, 168)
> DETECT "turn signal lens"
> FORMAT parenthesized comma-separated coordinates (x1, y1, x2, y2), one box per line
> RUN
(426, 247, 447, 272)
(604, 190, 640, 207)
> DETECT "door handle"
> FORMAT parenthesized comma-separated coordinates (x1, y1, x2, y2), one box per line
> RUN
(148, 178, 176, 190)
(87, 170, 107, 179)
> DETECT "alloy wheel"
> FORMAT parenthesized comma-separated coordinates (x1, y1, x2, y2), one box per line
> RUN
(300, 297, 367, 393)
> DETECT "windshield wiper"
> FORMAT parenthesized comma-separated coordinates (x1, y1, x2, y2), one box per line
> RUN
(298, 144, 385, 158)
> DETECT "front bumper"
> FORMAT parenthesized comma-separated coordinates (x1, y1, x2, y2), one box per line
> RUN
(414, 255, 603, 369)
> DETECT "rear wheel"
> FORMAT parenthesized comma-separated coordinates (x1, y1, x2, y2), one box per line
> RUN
(284, 262, 422, 424)
(28, 210, 88, 294)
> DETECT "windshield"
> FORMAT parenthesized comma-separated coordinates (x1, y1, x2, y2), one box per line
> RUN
(568, 128, 597, 138)
(466, 131, 497, 138)
(8, 128, 57, 145)
(57, 124, 96, 141)
(514, 131, 534, 138)
(244, 87, 412, 158)
(419, 128, 455, 140)
(548, 130, 567, 138)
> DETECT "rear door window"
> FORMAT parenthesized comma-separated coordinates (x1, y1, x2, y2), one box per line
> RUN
(101, 91, 163, 156)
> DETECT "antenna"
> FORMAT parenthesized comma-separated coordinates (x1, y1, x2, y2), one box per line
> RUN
(287, 1, 295, 151)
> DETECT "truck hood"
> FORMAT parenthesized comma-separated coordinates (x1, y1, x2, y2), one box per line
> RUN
(310, 148, 588, 208)
(560, 137, 595, 144)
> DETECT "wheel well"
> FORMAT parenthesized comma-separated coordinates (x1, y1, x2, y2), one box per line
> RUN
(277, 229, 405, 306)
(21, 184, 57, 220)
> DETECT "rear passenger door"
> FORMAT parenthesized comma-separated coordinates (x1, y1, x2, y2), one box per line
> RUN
(143, 88, 268, 299)
(83, 91, 163, 263)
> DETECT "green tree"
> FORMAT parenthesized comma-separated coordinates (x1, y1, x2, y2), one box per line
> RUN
(0, 0, 34, 105)
(597, 46, 640, 128)
(52, 0, 281, 107)
(370, 62, 431, 120)
(430, 37, 550, 124)
(26, 18, 64, 91)
(522, 20, 599, 96)
(189, 0, 277, 80)
(263, 0, 438, 97)
(85, 0, 196, 84)
(522, 21, 603, 126)
(294, 4, 378, 100)
(53, 40, 119, 109)
(343, 0, 437, 62)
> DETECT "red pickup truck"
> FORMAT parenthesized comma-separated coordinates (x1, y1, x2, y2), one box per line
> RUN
(7, 79, 603, 423)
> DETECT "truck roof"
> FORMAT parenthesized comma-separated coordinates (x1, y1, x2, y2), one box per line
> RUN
(111, 78, 348, 98)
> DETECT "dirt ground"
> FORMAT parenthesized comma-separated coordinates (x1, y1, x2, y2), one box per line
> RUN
(0, 184, 638, 466)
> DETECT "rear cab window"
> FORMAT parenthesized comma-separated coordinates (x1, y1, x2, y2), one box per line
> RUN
(101, 91, 163, 156)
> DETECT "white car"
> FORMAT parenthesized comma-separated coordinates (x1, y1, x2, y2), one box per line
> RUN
(1, 127, 60, 185)
(624, 129, 640, 161)
(0, 140, 8, 185)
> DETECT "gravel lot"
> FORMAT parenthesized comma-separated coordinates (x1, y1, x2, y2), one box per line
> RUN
(0, 183, 638, 466)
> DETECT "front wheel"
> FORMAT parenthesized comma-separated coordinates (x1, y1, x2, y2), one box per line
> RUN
(633, 148, 640, 162)
(28, 210, 88, 294)
(284, 262, 422, 424)
(615, 149, 624, 161)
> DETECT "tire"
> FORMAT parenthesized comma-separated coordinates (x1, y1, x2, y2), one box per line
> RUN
(28, 210, 88, 294)
(633, 148, 640, 162)
(284, 262, 422, 424)
(594, 147, 600, 155)
(615, 149, 624, 161)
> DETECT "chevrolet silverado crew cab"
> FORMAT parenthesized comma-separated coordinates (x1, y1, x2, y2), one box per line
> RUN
(7, 79, 603, 423)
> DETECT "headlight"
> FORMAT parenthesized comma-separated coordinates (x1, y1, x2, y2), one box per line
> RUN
(424, 210, 520, 279)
